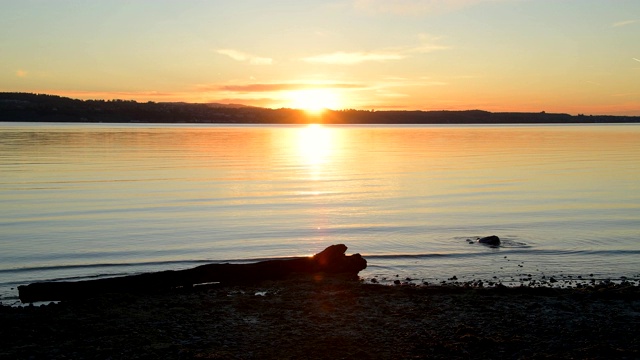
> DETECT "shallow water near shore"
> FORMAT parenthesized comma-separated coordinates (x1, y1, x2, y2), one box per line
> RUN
(1, 122, 639, 303)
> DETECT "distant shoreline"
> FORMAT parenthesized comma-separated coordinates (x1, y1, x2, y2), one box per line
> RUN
(2, 92, 639, 124)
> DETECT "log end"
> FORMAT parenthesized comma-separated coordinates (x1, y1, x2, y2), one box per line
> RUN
(313, 244, 367, 274)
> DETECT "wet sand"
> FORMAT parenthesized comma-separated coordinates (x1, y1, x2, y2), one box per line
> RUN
(1, 277, 639, 359)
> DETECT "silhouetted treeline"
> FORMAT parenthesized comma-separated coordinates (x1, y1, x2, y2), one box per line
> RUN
(1, 92, 638, 124)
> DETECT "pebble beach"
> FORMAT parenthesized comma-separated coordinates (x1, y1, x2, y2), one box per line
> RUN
(2, 276, 639, 359)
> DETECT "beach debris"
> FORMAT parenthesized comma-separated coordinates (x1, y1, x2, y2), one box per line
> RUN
(18, 244, 366, 303)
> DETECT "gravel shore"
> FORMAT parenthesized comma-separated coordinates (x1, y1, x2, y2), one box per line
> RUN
(2, 277, 639, 359)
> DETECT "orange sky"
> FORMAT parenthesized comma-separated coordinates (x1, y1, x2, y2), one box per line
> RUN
(1, 1, 639, 115)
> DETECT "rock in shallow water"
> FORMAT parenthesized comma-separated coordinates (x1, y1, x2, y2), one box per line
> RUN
(476, 235, 500, 246)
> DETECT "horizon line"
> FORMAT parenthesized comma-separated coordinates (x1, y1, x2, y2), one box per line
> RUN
(1, 91, 639, 117)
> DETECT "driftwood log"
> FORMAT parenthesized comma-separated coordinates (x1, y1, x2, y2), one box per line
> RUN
(18, 244, 366, 303)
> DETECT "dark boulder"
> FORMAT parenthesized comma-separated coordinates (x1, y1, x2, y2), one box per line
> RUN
(476, 235, 500, 246)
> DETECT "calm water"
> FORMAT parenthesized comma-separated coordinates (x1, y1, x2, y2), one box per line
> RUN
(1, 122, 639, 303)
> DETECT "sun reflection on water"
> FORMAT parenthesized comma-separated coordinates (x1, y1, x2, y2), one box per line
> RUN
(297, 124, 333, 168)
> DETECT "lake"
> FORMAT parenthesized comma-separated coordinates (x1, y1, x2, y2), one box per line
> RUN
(1, 122, 639, 303)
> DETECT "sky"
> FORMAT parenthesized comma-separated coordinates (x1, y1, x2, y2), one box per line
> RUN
(1, 0, 639, 115)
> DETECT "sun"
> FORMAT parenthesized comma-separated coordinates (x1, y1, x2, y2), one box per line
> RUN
(288, 89, 341, 114)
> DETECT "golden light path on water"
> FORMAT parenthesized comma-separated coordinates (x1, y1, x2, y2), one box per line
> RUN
(296, 124, 334, 175)
(293, 124, 339, 236)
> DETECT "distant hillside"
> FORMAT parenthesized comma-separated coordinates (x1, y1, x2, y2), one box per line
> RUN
(1, 92, 638, 124)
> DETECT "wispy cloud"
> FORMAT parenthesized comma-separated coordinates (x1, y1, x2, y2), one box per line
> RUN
(633, 58, 640, 63)
(210, 82, 365, 93)
(379, 76, 448, 88)
(391, 35, 450, 54)
(302, 36, 449, 65)
(302, 51, 404, 65)
(16, 69, 28, 77)
(612, 19, 637, 27)
(352, 0, 507, 15)
(378, 92, 410, 98)
(610, 92, 640, 97)
(215, 97, 278, 107)
(216, 49, 273, 65)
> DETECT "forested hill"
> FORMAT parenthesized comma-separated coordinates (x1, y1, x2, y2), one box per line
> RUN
(1, 92, 638, 124)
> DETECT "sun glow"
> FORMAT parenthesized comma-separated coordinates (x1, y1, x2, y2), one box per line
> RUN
(297, 124, 333, 166)
(289, 89, 341, 114)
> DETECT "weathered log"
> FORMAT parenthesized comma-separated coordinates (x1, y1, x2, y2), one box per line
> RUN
(18, 244, 366, 303)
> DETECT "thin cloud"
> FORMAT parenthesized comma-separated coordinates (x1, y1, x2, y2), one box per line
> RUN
(610, 92, 639, 98)
(302, 34, 448, 65)
(378, 92, 410, 98)
(612, 19, 637, 27)
(633, 58, 640, 63)
(216, 97, 278, 107)
(384, 76, 409, 81)
(214, 83, 365, 93)
(378, 76, 448, 88)
(420, 81, 447, 86)
(216, 49, 273, 65)
(248, 57, 273, 65)
(407, 43, 450, 53)
(16, 70, 28, 77)
(352, 0, 508, 15)
(302, 51, 405, 65)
